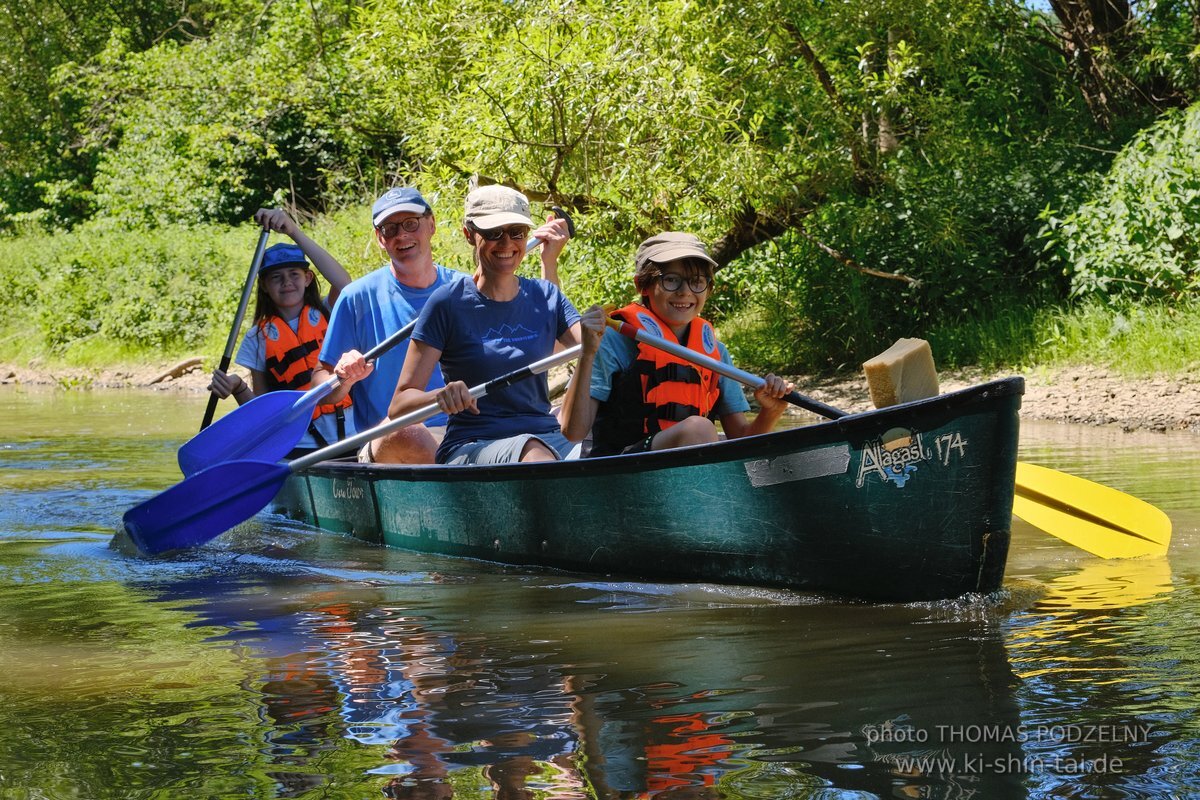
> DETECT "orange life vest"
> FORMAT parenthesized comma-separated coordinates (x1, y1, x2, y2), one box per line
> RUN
(611, 302, 721, 433)
(260, 306, 352, 420)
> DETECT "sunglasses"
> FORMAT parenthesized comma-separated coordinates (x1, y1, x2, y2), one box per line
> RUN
(469, 223, 530, 242)
(376, 214, 429, 239)
(657, 272, 711, 293)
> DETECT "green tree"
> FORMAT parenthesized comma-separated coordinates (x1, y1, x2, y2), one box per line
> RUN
(0, 0, 253, 229)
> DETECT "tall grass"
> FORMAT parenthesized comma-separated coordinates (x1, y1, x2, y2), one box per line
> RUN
(0, 208, 434, 368)
(929, 300, 1200, 375)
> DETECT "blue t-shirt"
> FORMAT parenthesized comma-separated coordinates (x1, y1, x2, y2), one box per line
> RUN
(235, 311, 357, 449)
(413, 277, 580, 462)
(319, 264, 466, 431)
(589, 330, 750, 414)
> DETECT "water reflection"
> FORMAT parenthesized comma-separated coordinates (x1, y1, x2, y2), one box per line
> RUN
(1005, 556, 1199, 799)
(132, 557, 1037, 798)
(3, 387, 1200, 798)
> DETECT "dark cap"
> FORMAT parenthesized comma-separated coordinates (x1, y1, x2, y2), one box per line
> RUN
(372, 187, 432, 227)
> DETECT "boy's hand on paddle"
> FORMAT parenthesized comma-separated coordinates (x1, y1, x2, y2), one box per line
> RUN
(578, 304, 607, 355)
(334, 350, 373, 385)
(436, 381, 480, 415)
(754, 373, 794, 415)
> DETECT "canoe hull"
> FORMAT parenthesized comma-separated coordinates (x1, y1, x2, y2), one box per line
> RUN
(272, 378, 1022, 602)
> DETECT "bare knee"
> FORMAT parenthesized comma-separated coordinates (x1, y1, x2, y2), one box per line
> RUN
(371, 425, 438, 464)
(652, 416, 718, 450)
(519, 439, 558, 462)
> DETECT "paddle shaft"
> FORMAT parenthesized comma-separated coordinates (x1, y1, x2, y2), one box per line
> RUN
(605, 317, 847, 421)
(201, 228, 270, 431)
(289, 344, 583, 471)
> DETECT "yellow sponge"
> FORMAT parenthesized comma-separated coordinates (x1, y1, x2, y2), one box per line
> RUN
(863, 338, 940, 408)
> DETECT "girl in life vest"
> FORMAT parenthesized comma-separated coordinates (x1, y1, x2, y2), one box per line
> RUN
(208, 212, 355, 453)
(560, 232, 794, 457)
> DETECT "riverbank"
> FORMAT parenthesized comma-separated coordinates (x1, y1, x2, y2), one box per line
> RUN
(4, 358, 1199, 434)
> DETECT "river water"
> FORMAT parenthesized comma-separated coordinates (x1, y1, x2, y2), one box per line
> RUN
(1, 385, 1198, 799)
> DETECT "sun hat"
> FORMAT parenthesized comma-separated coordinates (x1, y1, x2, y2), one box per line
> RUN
(259, 243, 309, 273)
(635, 232, 718, 272)
(372, 187, 433, 227)
(464, 185, 535, 230)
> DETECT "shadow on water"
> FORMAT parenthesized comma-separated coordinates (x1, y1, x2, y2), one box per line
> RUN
(2, 386, 1199, 798)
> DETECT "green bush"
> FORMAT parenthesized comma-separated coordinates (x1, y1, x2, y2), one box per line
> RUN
(1040, 103, 1200, 301)
(0, 221, 347, 362)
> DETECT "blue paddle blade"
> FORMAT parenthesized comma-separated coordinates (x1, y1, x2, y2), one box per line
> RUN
(177, 389, 315, 476)
(123, 460, 291, 555)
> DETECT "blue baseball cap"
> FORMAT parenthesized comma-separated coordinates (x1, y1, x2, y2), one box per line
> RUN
(259, 243, 309, 273)
(372, 187, 432, 227)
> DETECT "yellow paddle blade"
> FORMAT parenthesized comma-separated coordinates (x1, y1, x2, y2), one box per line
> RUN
(1013, 462, 1171, 559)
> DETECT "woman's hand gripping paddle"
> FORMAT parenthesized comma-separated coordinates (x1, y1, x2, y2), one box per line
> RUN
(604, 317, 1171, 559)
(125, 345, 583, 555)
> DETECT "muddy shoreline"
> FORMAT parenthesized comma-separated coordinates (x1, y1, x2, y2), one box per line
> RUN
(4, 358, 1199, 434)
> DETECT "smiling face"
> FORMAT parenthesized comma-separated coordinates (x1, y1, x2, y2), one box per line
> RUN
(642, 258, 714, 337)
(376, 211, 435, 275)
(465, 223, 531, 278)
(259, 266, 314, 317)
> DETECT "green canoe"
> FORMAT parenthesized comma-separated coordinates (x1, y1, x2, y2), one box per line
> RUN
(270, 377, 1023, 602)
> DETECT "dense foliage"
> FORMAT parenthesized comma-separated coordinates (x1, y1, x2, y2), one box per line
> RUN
(1041, 105, 1200, 301)
(2, 0, 1200, 371)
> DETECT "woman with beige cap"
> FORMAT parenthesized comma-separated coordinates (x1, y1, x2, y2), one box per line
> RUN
(388, 185, 604, 464)
(560, 232, 793, 457)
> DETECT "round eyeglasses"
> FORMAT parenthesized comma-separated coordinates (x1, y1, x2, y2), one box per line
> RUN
(376, 215, 428, 239)
(657, 273, 711, 293)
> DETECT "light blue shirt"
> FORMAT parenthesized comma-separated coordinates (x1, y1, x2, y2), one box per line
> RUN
(319, 264, 466, 431)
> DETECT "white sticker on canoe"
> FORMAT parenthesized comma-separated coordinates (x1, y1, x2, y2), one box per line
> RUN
(745, 444, 851, 487)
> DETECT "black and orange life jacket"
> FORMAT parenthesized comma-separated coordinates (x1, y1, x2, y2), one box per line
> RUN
(590, 303, 721, 456)
(260, 306, 352, 425)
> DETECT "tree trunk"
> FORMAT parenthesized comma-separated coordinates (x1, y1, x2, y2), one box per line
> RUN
(1046, 0, 1136, 127)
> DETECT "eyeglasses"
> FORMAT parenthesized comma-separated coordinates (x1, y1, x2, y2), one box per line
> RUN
(376, 214, 428, 239)
(469, 223, 529, 242)
(657, 273, 711, 293)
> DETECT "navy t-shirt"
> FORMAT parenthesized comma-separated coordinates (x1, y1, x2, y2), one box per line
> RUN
(413, 277, 580, 461)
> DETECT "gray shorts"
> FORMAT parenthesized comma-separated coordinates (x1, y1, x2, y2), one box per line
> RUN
(442, 431, 574, 465)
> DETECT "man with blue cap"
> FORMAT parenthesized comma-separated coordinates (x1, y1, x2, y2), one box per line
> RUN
(311, 186, 571, 463)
